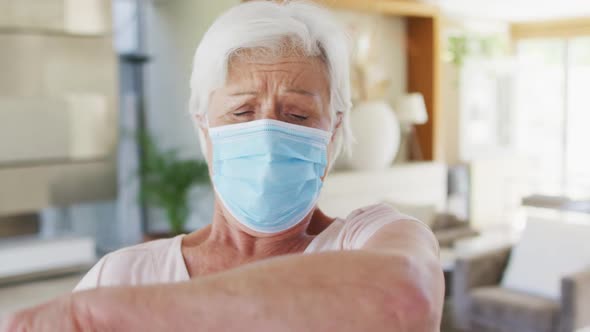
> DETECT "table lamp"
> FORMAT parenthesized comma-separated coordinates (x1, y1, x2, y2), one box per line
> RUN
(396, 93, 428, 160)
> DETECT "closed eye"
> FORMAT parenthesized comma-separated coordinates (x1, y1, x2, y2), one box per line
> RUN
(290, 113, 309, 120)
(233, 110, 253, 116)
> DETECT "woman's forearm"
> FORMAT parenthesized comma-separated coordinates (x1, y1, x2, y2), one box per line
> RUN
(76, 250, 440, 332)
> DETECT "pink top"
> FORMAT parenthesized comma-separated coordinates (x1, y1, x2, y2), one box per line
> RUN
(74, 203, 422, 291)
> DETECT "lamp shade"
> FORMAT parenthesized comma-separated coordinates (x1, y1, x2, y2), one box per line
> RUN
(396, 93, 428, 125)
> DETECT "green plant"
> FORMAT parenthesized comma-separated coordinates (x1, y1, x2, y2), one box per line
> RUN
(448, 35, 469, 66)
(447, 34, 508, 67)
(137, 132, 210, 235)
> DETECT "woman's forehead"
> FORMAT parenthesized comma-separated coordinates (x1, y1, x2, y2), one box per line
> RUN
(224, 54, 330, 96)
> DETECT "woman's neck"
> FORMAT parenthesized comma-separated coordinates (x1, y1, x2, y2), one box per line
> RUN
(207, 212, 314, 259)
(307, 208, 337, 235)
(181, 202, 317, 276)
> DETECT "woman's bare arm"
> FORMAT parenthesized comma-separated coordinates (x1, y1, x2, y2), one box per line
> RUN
(2, 221, 443, 332)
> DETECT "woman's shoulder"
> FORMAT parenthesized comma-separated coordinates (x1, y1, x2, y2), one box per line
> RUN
(344, 202, 415, 221)
(73, 235, 188, 291)
(308, 203, 422, 252)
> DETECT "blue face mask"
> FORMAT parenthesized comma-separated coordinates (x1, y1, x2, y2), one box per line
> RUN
(208, 119, 331, 234)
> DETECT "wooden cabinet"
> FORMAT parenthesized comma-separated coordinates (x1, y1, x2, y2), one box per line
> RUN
(322, 0, 441, 160)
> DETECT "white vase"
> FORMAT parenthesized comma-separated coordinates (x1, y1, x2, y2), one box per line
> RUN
(346, 100, 400, 170)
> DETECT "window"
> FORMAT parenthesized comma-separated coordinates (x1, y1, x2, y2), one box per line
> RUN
(566, 37, 590, 197)
(515, 36, 590, 198)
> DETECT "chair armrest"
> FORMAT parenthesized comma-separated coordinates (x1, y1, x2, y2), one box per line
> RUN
(560, 268, 590, 332)
(451, 245, 512, 329)
(453, 245, 512, 291)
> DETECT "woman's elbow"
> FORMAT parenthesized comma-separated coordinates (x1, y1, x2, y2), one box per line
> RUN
(393, 280, 442, 331)
(379, 254, 444, 331)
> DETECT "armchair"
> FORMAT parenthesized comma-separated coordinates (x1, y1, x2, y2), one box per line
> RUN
(452, 246, 590, 332)
(561, 269, 590, 332)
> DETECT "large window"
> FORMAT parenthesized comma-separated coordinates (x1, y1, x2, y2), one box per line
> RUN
(515, 37, 590, 198)
(566, 37, 590, 197)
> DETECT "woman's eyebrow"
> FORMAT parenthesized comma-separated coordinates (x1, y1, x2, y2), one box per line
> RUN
(284, 88, 319, 97)
(229, 91, 258, 96)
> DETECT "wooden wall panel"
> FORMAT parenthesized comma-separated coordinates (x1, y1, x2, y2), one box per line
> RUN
(0, 0, 110, 35)
(407, 15, 440, 160)
(0, 96, 111, 163)
(0, 0, 118, 214)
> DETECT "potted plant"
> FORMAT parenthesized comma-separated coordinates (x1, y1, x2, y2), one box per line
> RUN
(137, 132, 210, 240)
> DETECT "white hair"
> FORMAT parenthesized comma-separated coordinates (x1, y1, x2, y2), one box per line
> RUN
(189, 0, 352, 164)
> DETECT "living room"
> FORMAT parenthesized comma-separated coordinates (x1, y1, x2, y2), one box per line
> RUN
(0, 0, 589, 331)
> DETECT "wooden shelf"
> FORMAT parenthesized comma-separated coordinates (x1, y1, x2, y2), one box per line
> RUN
(511, 17, 590, 39)
(320, 0, 438, 17)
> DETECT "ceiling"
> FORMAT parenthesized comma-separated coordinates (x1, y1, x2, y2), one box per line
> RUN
(424, 0, 590, 22)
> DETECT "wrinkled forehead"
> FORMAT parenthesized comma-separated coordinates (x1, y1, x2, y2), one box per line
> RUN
(224, 53, 330, 95)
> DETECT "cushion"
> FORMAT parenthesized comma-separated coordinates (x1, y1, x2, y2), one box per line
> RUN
(501, 218, 590, 299)
(382, 201, 437, 228)
(470, 286, 560, 332)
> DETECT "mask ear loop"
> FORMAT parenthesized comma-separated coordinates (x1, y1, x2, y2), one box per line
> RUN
(196, 113, 211, 164)
(322, 109, 338, 177)
(329, 110, 337, 134)
(197, 112, 210, 129)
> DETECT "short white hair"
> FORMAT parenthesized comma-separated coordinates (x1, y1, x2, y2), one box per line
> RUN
(189, 0, 352, 163)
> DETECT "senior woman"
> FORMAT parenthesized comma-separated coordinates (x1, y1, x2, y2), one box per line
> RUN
(1, 1, 443, 331)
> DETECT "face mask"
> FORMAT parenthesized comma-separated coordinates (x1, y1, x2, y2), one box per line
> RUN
(208, 119, 330, 233)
